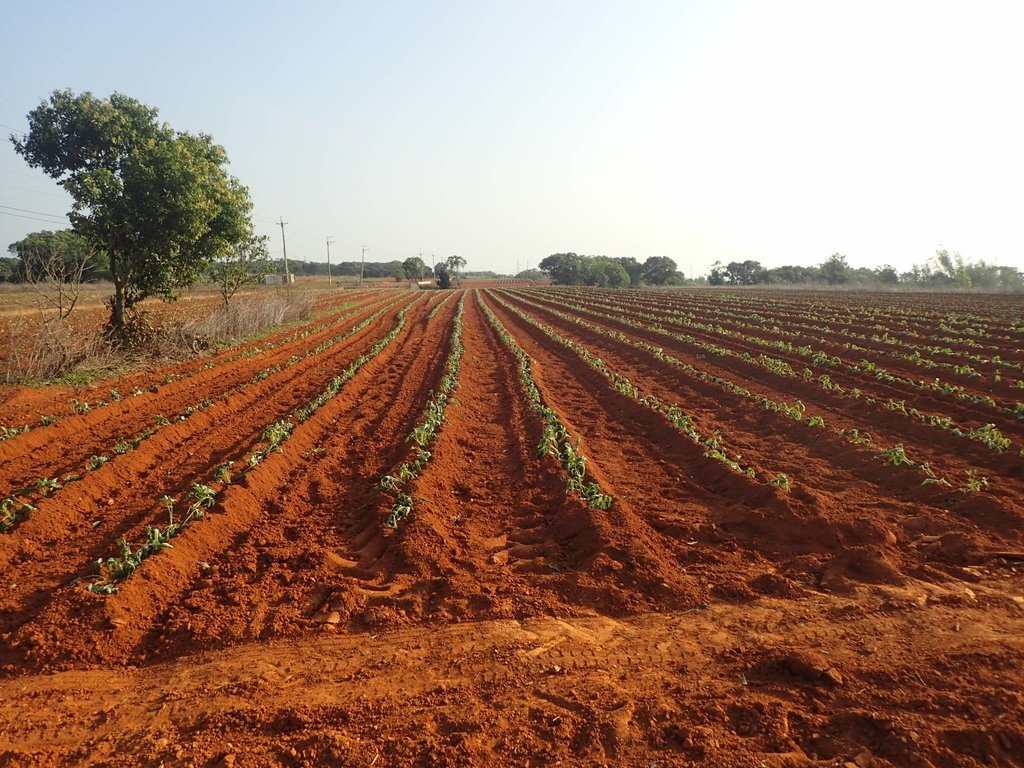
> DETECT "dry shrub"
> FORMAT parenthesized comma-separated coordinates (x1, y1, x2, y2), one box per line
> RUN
(3, 314, 115, 383)
(2, 290, 314, 383)
(176, 290, 314, 347)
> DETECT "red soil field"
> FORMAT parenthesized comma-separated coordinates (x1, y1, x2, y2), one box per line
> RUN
(0, 287, 1022, 767)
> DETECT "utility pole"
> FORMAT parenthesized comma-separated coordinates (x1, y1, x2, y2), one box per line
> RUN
(360, 245, 369, 286)
(419, 252, 424, 280)
(278, 217, 290, 282)
(326, 237, 335, 285)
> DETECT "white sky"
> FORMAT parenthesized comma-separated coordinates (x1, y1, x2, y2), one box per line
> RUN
(1, 0, 1022, 276)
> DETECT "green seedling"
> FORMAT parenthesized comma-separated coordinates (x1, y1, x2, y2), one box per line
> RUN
(961, 469, 989, 494)
(87, 455, 109, 471)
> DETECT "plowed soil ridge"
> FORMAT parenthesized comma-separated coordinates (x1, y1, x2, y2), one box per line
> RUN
(0, 287, 1022, 768)
(492, 289, 1023, 578)
(0, 292, 407, 497)
(523, 288, 1024, 437)
(510, 289, 1024, 488)
(0, 290, 379, 427)
(0, 296, 421, 665)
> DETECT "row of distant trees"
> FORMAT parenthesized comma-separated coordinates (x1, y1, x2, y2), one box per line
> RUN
(2, 235, 467, 285)
(536, 254, 685, 288)
(708, 252, 1024, 291)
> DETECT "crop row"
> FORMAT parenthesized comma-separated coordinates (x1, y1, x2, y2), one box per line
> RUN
(0, 295, 410, 533)
(640, 288, 1022, 343)
(379, 294, 466, 528)
(519, 289, 1020, 453)
(607, 289, 1024, 382)
(0, 290, 383, 440)
(477, 293, 612, 509)
(486, 291, 760, 480)
(84, 294, 425, 594)
(498, 290, 989, 493)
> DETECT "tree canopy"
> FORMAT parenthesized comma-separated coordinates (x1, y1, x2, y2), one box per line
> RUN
(209, 235, 271, 307)
(12, 89, 256, 339)
(539, 253, 684, 287)
(402, 256, 427, 280)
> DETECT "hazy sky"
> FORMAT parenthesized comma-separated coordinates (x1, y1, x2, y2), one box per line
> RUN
(2, 0, 1022, 276)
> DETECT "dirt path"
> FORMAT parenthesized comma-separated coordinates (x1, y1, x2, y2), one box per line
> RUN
(2, 594, 1022, 768)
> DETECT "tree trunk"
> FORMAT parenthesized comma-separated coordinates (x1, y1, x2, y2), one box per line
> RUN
(106, 243, 127, 343)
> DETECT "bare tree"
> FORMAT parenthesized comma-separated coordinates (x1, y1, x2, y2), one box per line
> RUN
(25, 241, 95, 321)
(4, 243, 101, 381)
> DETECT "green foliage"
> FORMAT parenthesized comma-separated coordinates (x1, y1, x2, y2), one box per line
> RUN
(819, 253, 850, 285)
(877, 444, 913, 467)
(639, 255, 678, 285)
(434, 262, 451, 289)
(961, 469, 989, 493)
(87, 484, 217, 594)
(12, 89, 256, 339)
(209, 235, 272, 307)
(539, 253, 680, 286)
(445, 255, 467, 284)
(708, 259, 768, 286)
(87, 455, 109, 470)
(402, 256, 427, 280)
(477, 292, 614, 509)
(0, 424, 29, 441)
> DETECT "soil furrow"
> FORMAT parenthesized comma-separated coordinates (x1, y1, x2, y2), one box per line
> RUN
(0, 292, 406, 497)
(514, 289, 1024, 485)
(0, 293, 453, 671)
(0, 298, 420, 657)
(494, 289, 1024, 567)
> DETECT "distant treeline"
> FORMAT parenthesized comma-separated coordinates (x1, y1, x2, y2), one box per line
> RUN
(532, 250, 1023, 292)
(709, 252, 1024, 291)
(537, 253, 684, 288)
(1, 231, 420, 283)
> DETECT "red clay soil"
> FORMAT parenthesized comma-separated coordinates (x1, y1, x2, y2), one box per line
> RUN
(524, 287, 1024, 428)
(509, 288, 1024, 462)
(606, 289, 1024, 401)
(0, 289, 382, 429)
(496, 289, 1024, 494)
(0, 287, 1022, 767)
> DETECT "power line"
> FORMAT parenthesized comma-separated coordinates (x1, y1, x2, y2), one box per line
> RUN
(0, 122, 26, 136)
(0, 203, 68, 220)
(0, 181, 69, 198)
(0, 209, 70, 225)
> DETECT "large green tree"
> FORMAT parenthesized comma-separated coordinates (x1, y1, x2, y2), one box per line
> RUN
(639, 255, 679, 285)
(539, 253, 583, 284)
(11, 90, 255, 340)
(402, 256, 427, 280)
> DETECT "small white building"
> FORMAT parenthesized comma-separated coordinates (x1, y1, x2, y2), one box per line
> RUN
(265, 274, 295, 285)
